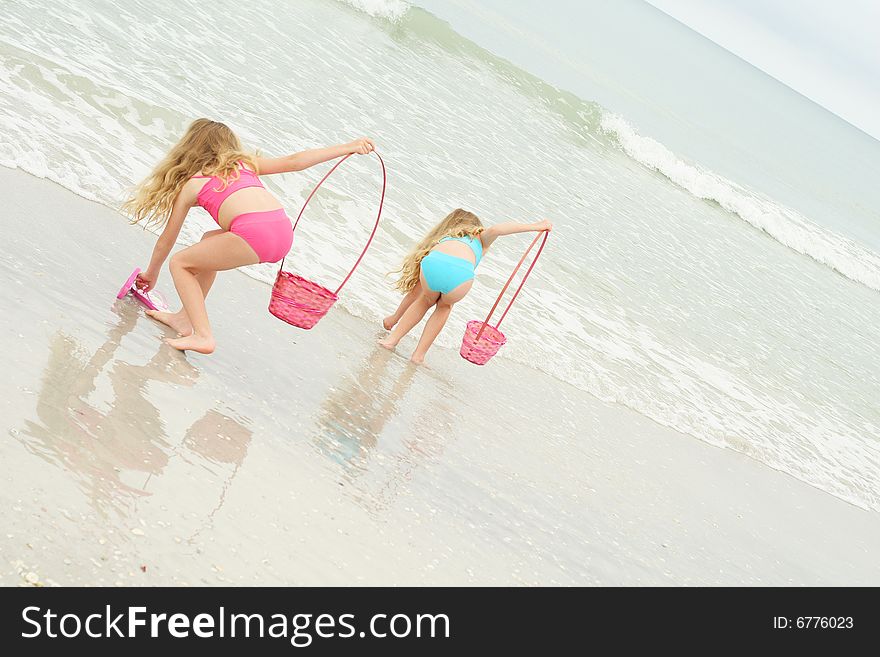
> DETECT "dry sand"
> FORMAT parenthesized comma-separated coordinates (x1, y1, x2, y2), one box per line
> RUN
(1, 166, 878, 586)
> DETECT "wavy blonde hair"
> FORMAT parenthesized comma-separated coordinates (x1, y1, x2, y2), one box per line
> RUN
(122, 118, 257, 228)
(393, 208, 484, 293)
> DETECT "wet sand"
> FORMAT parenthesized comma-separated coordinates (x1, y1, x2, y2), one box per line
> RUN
(1, 166, 878, 586)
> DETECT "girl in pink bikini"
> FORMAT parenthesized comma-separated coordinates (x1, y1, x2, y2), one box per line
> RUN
(123, 118, 374, 354)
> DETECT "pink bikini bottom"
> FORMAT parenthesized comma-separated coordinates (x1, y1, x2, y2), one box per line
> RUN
(228, 209, 293, 264)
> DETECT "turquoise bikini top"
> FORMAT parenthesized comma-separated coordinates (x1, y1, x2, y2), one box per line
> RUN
(439, 235, 483, 265)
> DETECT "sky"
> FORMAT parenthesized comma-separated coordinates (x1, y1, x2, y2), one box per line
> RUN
(645, 0, 880, 141)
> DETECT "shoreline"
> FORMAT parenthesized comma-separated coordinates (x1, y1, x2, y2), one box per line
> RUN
(1, 165, 879, 586)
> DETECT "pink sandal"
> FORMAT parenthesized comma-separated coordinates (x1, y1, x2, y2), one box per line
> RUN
(116, 268, 169, 311)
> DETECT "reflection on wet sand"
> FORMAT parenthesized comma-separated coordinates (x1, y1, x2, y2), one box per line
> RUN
(18, 306, 193, 514)
(17, 304, 252, 520)
(314, 348, 415, 474)
(314, 346, 459, 514)
(184, 410, 253, 542)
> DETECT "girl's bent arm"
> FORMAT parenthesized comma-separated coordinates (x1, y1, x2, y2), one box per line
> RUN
(481, 219, 552, 250)
(256, 138, 375, 175)
(137, 191, 193, 291)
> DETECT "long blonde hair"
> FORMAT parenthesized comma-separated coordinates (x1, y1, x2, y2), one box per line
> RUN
(393, 208, 484, 293)
(122, 118, 257, 227)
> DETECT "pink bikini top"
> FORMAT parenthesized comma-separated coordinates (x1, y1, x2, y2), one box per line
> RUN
(193, 163, 264, 222)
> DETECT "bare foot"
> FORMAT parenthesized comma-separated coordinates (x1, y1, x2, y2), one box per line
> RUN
(146, 310, 192, 336)
(378, 338, 398, 350)
(410, 353, 425, 365)
(383, 316, 397, 331)
(165, 333, 215, 354)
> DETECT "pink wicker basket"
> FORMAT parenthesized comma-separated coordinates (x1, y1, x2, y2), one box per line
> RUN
(460, 230, 548, 365)
(460, 320, 507, 365)
(269, 272, 338, 329)
(269, 152, 386, 330)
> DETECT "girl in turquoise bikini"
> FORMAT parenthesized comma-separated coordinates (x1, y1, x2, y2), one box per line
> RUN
(381, 208, 551, 364)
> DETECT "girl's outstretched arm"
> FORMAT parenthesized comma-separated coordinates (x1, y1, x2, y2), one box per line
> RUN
(256, 138, 375, 175)
(480, 219, 552, 250)
(136, 188, 196, 291)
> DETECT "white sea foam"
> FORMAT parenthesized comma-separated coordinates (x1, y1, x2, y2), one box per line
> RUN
(600, 113, 880, 292)
(336, 0, 411, 21)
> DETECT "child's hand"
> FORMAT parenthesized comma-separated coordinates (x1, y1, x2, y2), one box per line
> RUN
(136, 270, 157, 292)
(348, 137, 375, 155)
(535, 219, 553, 232)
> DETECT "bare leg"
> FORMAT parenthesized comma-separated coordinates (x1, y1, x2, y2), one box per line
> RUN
(411, 279, 473, 365)
(146, 270, 216, 335)
(165, 232, 259, 354)
(383, 281, 422, 330)
(147, 230, 222, 335)
(379, 274, 439, 350)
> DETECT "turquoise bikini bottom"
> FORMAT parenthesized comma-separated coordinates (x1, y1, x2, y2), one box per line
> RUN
(420, 251, 475, 294)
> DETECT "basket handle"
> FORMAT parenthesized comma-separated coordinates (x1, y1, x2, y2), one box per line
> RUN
(473, 230, 549, 343)
(278, 151, 387, 296)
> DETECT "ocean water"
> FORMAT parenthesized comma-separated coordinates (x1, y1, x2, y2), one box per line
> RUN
(1, 0, 879, 510)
